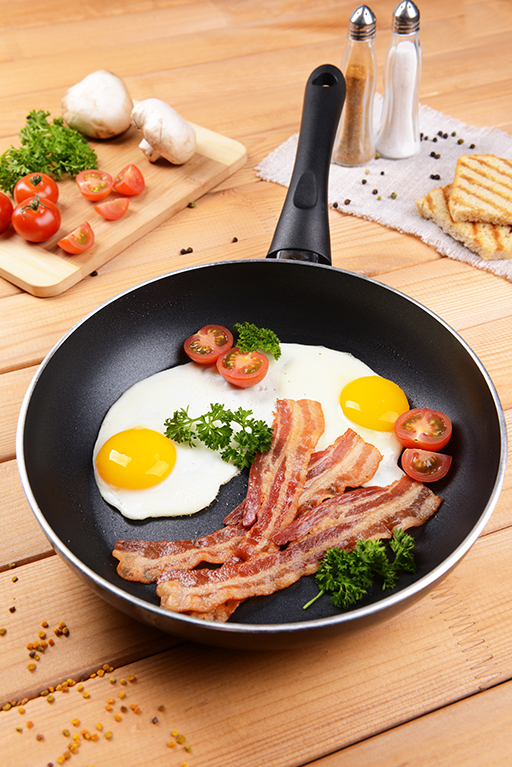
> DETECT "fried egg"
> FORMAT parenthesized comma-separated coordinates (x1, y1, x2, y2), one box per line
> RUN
(93, 343, 407, 519)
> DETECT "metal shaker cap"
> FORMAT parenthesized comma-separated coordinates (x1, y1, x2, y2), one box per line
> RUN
(392, 1, 420, 33)
(348, 5, 377, 41)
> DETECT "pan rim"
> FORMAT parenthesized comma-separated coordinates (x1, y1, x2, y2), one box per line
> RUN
(15, 259, 508, 636)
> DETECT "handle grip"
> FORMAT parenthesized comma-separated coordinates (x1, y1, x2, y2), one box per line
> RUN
(266, 64, 346, 265)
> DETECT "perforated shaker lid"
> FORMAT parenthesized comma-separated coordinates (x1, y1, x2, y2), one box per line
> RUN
(348, 5, 377, 41)
(392, 1, 420, 33)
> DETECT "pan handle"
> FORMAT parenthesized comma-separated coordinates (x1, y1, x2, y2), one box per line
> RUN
(266, 64, 346, 265)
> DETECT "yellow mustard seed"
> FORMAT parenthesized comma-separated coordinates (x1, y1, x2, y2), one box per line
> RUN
(15, 725, 23, 733)
(69, 744, 78, 755)
(18, 707, 25, 714)
(38, 630, 46, 639)
(171, 730, 179, 737)
(47, 695, 55, 704)
(185, 745, 192, 753)
(61, 686, 69, 693)
(62, 729, 70, 737)
(77, 684, 83, 692)
(104, 731, 113, 740)
(11, 575, 18, 582)
(63, 750, 71, 760)
(0, 628, 6, 636)
(71, 718, 80, 727)
(127, 674, 136, 682)
(114, 714, 122, 722)
(95, 723, 103, 731)
(57, 756, 65, 765)
(118, 691, 126, 699)
(90, 672, 97, 679)
(105, 704, 113, 712)
(41, 620, 48, 628)
(27, 721, 34, 729)
(177, 734, 185, 744)
(119, 678, 126, 686)
(83, 691, 90, 699)
(109, 677, 116, 684)
(49, 638, 55, 646)
(91, 733, 99, 742)
(97, 669, 104, 677)
(167, 740, 176, 749)
(180, 762, 189, 767)
(27, 663, 36, 671)
(106, 697, 115, 705)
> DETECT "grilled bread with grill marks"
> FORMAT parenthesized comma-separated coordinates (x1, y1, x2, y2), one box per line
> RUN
(417, 184, 512, 260)
(448, 154, 512, 225)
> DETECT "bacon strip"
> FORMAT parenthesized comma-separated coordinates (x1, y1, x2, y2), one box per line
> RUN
(156, 476, 442, 616)
(297, 429, 382, 514)
(233, 399, 324, 560)
(112, 524, 246, 583)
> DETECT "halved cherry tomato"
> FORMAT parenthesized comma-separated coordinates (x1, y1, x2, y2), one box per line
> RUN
(76, 170, 113, 201)
(394, 408, 452, 451)
(0, 191, 13, 233)
(216, 347, 269, 388)
(94, 197, 129, 220)
(184, 325, 233, 364)
(14, 172, 59, 204)
(401, 448, 452, 483)
(58, 221, 95, 255)
(113, 164, 145, 196)
(11, 195, 61, 242)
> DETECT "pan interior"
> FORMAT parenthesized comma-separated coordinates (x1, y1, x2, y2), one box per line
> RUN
(21, 260, 504, 627)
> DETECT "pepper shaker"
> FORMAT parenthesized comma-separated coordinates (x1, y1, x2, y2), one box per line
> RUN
(332, 5, 377, 167)
(376, 1, 422, 159)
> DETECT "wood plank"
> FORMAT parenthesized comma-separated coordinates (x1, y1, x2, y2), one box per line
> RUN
(2, 523, 512, 765)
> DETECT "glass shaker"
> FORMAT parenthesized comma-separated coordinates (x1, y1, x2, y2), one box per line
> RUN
(332, 5, 377, 167)
(376, 1, 422, 159)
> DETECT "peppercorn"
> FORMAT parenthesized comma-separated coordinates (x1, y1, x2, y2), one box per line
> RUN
(0, 628, 6, 636)
(9, 606, 16, 613)
(232, 236, 238, 242)
(470, 143, 475, 149)
(457, 138, 464, 145)
(344, 199, 351, 205)
(332, 201, 338, 209)
(361, 179, 367, 184)
(372, 189, 378, 195)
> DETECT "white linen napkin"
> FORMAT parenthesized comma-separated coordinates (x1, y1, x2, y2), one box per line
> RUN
(256, 94, 512, 281)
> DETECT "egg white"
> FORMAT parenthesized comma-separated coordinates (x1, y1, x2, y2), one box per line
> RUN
(93, 343, 404, 520)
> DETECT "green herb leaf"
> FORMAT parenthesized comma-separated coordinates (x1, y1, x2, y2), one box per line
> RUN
(304, 529, 416, 610)
(0, 110, 98, 194)
(234, 322, 281, 360)
(163, 403, 273, 469)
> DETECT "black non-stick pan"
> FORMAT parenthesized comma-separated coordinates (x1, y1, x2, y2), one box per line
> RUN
(17, 66, 507, 650)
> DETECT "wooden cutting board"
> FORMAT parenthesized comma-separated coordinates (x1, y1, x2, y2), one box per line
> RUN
(0, 124, 247, 297)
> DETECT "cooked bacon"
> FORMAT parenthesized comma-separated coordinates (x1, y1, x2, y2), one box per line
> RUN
(112, 524, 247, 583)
(297, 429, 382, 514)
(156, 476, 442, 617)
(233, 399, 324, 559)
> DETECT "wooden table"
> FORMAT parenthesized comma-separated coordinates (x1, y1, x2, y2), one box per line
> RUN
(2, 1, 512, 765)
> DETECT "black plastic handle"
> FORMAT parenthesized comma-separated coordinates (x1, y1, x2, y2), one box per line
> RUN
(266, 64, 346, 265)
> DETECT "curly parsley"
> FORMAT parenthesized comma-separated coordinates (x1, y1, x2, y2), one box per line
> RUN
(304, 529, 417, 610)
(0, 110, 98, 194)
(164, 403, 273, 469)
(234, 322, 281, 360)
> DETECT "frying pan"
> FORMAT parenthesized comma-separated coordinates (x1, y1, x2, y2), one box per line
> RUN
(17, 66, 507, 650)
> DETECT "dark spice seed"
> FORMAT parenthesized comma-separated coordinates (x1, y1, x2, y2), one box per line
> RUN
(457, 138, 464, 144)
(186, 247, 193, 253)
(432, 137, 437, 142)
(380, 171, 385, 175)
(180, 248, 187, 255)
(452, 131, 456, 136)
(9, 606, 16, 613)
(332, 201, 338, 209)
(372, 189, 378, 195)
(438, 130, 443, 136)
(89, 270, 98, 277)
(436, 153, 441, 159)
(443, 133, 448, 139)
(470, 143, 475, 149)
(424, 135, 428, 140)
(344, 199, 351, 205)
(232, 237, 238, 242)
(361, 179, 367, 184)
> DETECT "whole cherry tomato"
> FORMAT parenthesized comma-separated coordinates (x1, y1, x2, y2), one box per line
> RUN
(14, 172, 59, 204)
(11, 195, 61, 243)
(0, 191, 13, 233)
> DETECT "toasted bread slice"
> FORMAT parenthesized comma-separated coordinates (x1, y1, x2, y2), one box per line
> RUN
(417, 184, 512, 260)
(448, 154, 512, 225)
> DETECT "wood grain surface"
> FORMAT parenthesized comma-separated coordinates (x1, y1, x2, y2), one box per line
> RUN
(1, 1, 512, 766)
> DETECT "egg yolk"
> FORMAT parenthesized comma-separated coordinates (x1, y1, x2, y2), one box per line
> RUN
(95, 428, 176, 490)
(340, 376, 409, 432)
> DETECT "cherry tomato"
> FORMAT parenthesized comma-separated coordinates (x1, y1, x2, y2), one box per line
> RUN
(394, 408, 452, 451)
(11, 195, 61, 243)
(216, 347, 269, 388)
(184, 325, 233, 364)
(58, 221, 95, 255)
(94, 197, 129, 220)
(401, 448, 452, 483)
(113, 164, 145, 196)
(14, 172, 59, 204)
(0, 191, 13, 233)
(76, 170, 113, 201)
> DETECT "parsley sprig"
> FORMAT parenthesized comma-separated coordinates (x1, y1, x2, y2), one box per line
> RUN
(0, 110, 98, 194)
(234, 322, 281, 360)
(164, 403, 273, 469)
(304, 529, 416, 610)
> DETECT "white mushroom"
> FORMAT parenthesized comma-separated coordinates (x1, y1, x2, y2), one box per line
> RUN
(130, 98, 196, 165)
(61, 70, 133, 139)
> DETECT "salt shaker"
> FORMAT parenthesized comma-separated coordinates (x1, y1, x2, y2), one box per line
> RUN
(376, 1, 422, 159)
(332, 5, 377, 167)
